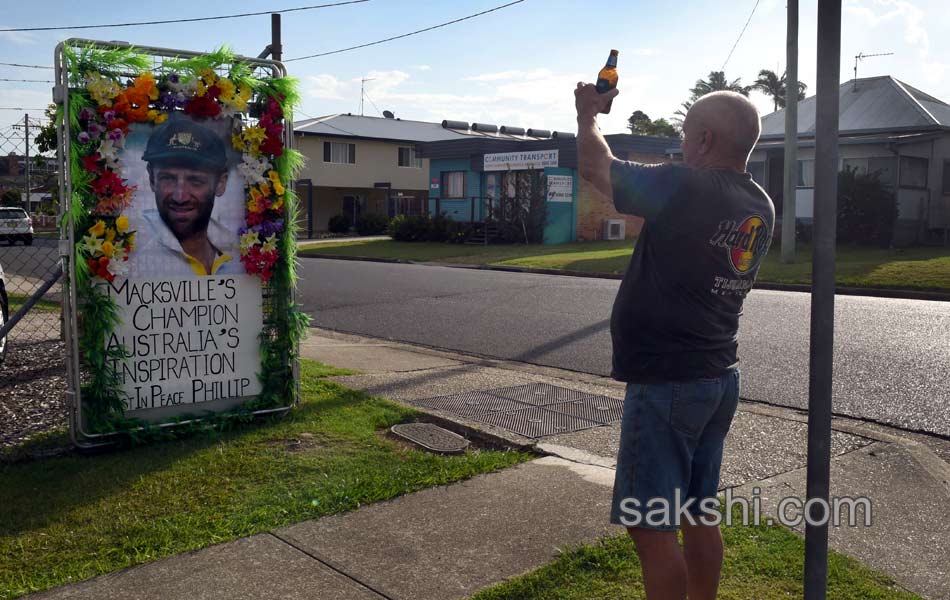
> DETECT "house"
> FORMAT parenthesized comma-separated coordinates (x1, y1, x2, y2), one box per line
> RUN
(749, 76, 950, 245)
(293, 114, 470, 236)
(415, 122, 679, 244)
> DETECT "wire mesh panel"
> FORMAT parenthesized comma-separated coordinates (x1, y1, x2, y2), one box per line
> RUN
(0, 115, 68, 451)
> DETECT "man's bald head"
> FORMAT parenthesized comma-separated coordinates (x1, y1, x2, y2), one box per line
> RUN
(681, 91, 761, 169)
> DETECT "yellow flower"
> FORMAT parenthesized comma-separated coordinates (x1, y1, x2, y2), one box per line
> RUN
(147, 110, 168, 125)
(243, 127, 267, 145)
(273, 181, 285, 196)
(259, 182, 272, 197)
(116, 215, 129, 233)
(218, 78, 236, 100)
(127, 233, 135, 245)
(267, 170, 281, 183)
(101, 241, 115, 257)
(105, 228, 116, 242)
(231, 133, 246, 151)
(88, 220, 106, 237)
(238, 84, 252, 101)
(249, 188, 263, 202)
(273, 197, 284, 211)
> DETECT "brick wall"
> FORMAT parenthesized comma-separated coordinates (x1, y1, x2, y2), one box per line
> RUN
(576, 151, 678, 240)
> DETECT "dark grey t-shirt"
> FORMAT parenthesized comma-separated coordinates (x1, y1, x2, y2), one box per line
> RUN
(609, 160, 774, 382)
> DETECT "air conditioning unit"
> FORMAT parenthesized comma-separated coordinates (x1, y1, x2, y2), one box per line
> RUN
(603, 219, 625, 240)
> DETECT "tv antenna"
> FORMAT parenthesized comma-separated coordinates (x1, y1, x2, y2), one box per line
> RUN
(853, 52, 893, 87)
(360, 77, 376, 116)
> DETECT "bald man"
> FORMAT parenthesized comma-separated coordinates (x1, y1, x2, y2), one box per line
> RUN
(575, 87, 774, 600)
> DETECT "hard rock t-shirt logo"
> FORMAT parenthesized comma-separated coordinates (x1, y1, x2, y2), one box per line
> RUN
(708, 216, 771, 275)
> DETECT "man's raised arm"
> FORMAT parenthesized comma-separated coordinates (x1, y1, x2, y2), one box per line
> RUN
(575, 83, 619, 199)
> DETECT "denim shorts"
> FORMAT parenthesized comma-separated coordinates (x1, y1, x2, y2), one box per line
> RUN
(609, 369, 740, 531)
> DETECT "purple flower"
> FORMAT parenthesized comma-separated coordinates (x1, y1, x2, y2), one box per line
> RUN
(168, 73, 180, 84)
(79, 108, 94, 122)
(103, 110, 115, 122)
(108, 128, 123, 141)
(77, 132, 90, 143)
(87, 122, 101, 135)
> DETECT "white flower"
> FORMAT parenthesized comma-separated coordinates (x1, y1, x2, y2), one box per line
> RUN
(238, 154, 271, 186)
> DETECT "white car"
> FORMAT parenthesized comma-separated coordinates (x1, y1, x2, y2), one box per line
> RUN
(0, 260, 7, 366)
(0, 207, 34, 246)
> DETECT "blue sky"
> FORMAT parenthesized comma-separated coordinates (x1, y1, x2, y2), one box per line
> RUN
(1, 0, 948, 134)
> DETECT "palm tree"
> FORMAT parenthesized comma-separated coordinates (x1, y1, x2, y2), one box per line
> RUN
(675, 71, 750, 122)
(753, 69, 808, 112)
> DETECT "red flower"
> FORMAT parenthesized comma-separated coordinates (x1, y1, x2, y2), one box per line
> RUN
(260, 136, 283, 157)
(184, 95, 221, 118)
(106, 117, 129, 133)
(82, 153, 102, 173)
(206, 84, 222, 99)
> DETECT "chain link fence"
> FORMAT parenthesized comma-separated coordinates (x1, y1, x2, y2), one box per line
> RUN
(0, 115, 68, 451)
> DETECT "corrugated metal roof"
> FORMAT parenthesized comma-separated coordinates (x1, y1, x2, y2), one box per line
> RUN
(294, 114, 470, 143)
(759, 76, 950, 139)
(294, 114, 555, 143)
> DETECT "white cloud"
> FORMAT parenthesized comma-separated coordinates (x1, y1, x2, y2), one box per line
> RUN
(305, 74, 348, 100)
(0, 27, 38, 45)
(414, 65, 431, 71)
(464, 68, 554, 82)
(359, 70, 410, 96)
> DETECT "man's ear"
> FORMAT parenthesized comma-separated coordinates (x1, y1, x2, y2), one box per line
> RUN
(700, 128, 714, 155)
(215, 171, 229, 197)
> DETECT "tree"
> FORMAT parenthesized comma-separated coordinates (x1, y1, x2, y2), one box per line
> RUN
(752, 69, 808, 112)
(627, 111, 681, 138)
(1, 187, 22, 207)
(676, 70, 750, 122)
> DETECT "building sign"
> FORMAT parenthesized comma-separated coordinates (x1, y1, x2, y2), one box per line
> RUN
(547, 175, 573, 202)
(483, 150, 559, 171)
(430, 177, 440, 190)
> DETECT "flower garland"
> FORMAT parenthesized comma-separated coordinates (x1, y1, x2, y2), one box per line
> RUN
(233, 94, 287, 281)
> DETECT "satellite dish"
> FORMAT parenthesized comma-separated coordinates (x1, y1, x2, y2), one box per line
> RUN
(383, 110, 395, 119)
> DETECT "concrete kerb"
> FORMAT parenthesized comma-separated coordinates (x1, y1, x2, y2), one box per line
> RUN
(299, 253, 950, 302)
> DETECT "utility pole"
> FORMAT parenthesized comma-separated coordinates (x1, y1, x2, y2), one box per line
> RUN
(804, 1, 841, 598)
(782, 0, 799, 263)
(271, 13, 282, 61)
(24, 113, 31, 212)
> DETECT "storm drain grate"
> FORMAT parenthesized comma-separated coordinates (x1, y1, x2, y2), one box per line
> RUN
(414, 391, 526, 418)
(411, 383, 624, 439)
(478, 406, 604, 438)
(545, 397, 624, 424)
(487, 382, 596, 406)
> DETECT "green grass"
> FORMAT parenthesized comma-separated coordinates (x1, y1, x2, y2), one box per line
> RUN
(0, 360, 533, 599)
(301, 239, 950, 291)
(7, 293, 61, 313)
(471, 523, 919, 600)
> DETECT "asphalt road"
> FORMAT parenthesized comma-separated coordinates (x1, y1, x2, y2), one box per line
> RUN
(299, 258, 950, 437)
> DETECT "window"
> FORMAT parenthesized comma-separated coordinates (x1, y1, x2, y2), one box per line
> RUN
(868, 157, 897, 187)
(323, 141, 356, 164)
(841, 157, 897, 187)
(797, 159, 815, 188)
(398, 147, 422, 168)
(747, 161, 765, 186)
(441, 171, 465, 198)
(943, 160, 950, 195)
(899, 156, 928, 188)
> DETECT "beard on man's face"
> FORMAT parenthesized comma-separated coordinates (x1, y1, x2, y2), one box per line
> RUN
(156, 187, 216, 242)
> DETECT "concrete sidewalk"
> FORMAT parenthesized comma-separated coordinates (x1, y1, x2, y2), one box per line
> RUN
(30, 328, 950, 599)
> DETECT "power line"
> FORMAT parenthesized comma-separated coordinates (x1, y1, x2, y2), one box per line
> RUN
(0, 0, 368, 32)
(0, 78, 53, 83)
(0, 62, 53, 70)
(0, 107, 48, 110)
(721, 0, 761, 71)
(286, 0, 525, 61)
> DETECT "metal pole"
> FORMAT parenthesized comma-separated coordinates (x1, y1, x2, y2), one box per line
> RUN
(24, 113, 31, 212)
(804, 1, 840, 598)
(782, 0, 799, 263)
(271, 14, 282, 62)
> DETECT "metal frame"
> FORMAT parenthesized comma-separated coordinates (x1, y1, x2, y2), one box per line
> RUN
(54, 39, 299, 449)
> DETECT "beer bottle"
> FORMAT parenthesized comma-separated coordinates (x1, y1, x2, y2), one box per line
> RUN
(596, 49, 619, 114)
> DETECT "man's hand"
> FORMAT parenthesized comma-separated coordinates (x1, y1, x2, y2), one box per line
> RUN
(575, 83, 619, 122)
